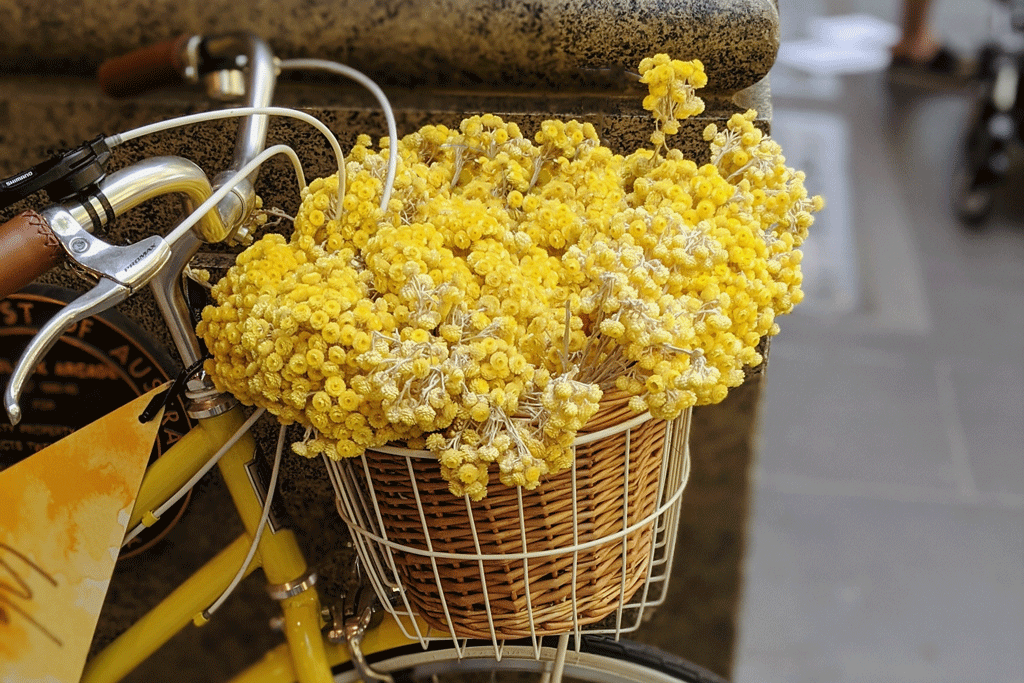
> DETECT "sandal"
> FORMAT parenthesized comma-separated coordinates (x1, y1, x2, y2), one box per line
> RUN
(888, 45, 976, 88)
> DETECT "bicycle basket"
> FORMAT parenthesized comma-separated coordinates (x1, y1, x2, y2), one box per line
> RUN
(324, 389, 691, 647)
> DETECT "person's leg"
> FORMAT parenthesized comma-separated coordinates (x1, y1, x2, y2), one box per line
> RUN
(887, 0, 974, 81)
(891, 0, 943, 63)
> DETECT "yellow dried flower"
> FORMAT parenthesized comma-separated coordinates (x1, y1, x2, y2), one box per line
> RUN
(197, 52, 821, 500)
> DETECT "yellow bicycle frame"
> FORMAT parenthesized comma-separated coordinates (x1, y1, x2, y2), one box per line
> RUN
(78, 405, 418, 683)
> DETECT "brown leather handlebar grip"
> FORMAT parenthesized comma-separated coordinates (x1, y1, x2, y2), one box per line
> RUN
(0, 211, 65, 300)
(97, 35, 189, 98)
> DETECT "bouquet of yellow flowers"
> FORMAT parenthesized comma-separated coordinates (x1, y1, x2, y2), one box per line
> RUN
(196, 54, 823, 500)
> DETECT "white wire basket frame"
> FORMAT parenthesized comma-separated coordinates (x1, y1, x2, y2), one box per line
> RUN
(323, 407, 692, 661)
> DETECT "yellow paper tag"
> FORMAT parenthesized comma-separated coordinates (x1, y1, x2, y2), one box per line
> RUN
(0, 384, 167, 682)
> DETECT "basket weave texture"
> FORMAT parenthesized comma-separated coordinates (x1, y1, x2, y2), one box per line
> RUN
(358, 389, 670, 639)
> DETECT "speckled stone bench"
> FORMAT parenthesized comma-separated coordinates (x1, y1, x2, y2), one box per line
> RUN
(0, 0, 777, 93)
(0, 1, 778, 680)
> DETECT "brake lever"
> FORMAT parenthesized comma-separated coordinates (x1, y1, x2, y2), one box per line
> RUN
(4, 206, 171, 425)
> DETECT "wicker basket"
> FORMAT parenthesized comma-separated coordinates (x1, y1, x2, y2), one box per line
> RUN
(326, 389, 691, 643)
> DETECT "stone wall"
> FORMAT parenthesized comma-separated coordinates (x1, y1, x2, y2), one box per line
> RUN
(0, 0, 777, 92)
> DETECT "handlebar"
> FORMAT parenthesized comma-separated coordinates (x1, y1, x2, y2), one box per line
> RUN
(2, 32, 282, 425)
(3, 32, 393, 426)
(0, 154, 225, 301)
(97, 35, 190, 98)
(0, 154, 226, 423)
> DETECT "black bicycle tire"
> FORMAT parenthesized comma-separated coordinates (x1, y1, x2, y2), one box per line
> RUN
(329, 634, 729, 683)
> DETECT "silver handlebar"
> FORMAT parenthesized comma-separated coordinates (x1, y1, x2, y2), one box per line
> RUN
(75, 156, 228, 241)
(4, 32, 279, 424)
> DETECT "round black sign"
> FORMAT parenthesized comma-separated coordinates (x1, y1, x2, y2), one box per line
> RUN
(0, 284, 194, 558)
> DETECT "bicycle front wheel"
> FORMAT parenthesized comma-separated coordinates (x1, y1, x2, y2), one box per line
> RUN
(330, 635, 728, 683)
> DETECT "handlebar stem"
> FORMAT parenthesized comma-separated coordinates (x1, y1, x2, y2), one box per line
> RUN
(82, 157, 224, 368)
(150, 229, 205, 367)
(148, 228, 238, 419)
(88, 157, 236, 411)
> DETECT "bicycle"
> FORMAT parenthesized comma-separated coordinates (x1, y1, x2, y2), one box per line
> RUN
(0, 32, 718, 683)
(953, 0, 1024, 227)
